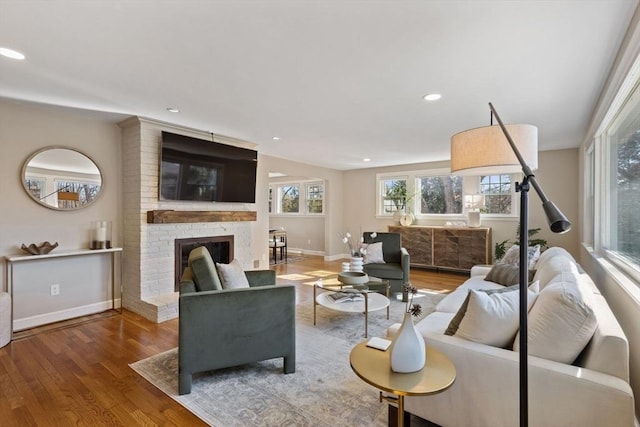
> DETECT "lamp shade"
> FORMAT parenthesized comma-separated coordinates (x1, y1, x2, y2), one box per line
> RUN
(451, 124, 538, 175)
(464, 194, 485, 210)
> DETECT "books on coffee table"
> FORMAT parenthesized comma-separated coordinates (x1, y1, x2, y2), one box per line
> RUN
(327, 291, 364, 303)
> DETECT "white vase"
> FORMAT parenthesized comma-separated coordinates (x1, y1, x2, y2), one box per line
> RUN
(390, 312, 426, 373)
(350, 256, 364, 272)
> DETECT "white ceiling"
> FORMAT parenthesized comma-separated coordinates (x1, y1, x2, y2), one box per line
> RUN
(0, 0, 637, 170)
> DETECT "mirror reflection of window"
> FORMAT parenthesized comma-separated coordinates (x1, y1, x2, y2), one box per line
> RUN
(21, 147, 103, 210)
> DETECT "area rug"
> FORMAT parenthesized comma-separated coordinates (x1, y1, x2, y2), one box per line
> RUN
(130, 289, 445, 427)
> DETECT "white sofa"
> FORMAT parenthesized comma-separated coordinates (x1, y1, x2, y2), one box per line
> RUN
(387, 247, 636, 427)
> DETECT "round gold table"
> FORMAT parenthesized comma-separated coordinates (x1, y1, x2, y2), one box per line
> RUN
(349, 341, 456, 427)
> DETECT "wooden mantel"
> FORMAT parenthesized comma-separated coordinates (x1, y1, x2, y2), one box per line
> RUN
(147, 210, 257, 224)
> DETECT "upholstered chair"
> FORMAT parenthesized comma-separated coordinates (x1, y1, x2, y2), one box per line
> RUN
(178, 246, 296, 395)
(362, 232, 410, 295)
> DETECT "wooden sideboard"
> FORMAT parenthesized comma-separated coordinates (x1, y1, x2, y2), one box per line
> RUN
(388, 225, 491, 272)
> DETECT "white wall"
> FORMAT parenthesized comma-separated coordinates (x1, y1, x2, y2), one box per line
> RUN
(0, 98, 123, 327)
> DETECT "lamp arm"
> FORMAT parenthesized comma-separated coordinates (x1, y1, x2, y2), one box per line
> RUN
(488, 103, 571, 234)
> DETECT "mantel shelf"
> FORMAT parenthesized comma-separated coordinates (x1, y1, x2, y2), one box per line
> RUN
(147, 210, 257, 224)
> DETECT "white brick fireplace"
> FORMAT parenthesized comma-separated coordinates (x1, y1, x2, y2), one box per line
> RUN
(119, 117, 257, 322)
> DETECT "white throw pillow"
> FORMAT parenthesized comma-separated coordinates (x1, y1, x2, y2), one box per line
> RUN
(455, 285, 538, 348)
(216, 259, 250, 289)
(513, 271, 597, 364)
(363, 242, 385, 264)
(500, 244, 541, 269)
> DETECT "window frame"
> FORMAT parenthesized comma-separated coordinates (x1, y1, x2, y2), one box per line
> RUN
(592, 58, 640, 284)
(269, 180, 325, 217)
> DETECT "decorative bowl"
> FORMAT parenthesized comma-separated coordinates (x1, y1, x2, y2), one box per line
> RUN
(338, 271, 369, 285)
(21, 241, 58, 255)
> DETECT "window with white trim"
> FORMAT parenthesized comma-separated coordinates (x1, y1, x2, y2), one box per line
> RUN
(602, 81, 640, 270)
(269, 180, 325, 216)
(378, 176, 408, 216)
(306, 182, 324, 214)
(480, 174, 513, 215)
(417, 174, 463, 214)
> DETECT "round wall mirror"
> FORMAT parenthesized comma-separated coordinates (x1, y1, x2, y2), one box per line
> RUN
(21, 146, 104, 210)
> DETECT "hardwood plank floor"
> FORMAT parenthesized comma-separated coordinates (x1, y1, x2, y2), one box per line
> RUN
(0, 255, 466, 426)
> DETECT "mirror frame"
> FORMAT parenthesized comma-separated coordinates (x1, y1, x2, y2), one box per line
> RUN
(21, 146, 104, 211)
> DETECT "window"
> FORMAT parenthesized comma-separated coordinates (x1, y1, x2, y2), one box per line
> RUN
(603, 82, 640, 269)
(379, 177, 408, 215)
(269, 180, 325, 216)
(306, 182, 324, 214)
(279, 184, 299, 213)
(583, 145, 595, 247)
(417, 174, 463, 214)
(480, 174, 513, 214)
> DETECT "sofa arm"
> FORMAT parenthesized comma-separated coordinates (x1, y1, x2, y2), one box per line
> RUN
(402, 333, 635, 427)
(470, 264, 493, 277)
(245, 269, 276, 287)
(400, 247, 410, 280)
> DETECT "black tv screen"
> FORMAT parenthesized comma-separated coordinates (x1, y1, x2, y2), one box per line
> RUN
(160, 131, 257, 203)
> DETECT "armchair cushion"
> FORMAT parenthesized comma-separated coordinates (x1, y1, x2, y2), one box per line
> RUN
(217, 259, 250, 289)
(188, 246, 223, 291)
(363, 242, 385, 264)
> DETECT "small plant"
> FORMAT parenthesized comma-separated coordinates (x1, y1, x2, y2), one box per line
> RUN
(494, 227, 548, 261)
(403, 283, 422, 317)
(494, 239, 509, 261)
(514, 227, 548, 250)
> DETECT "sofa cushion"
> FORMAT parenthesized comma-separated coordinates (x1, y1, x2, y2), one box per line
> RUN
(435, 276, 503, 313)
(500, 244, 541, 269)
(514, 271, 597, 364)
(363, 242, 385, 264)
(188, 246, 223, 292)
(445, 282, 539, 337)
(484, 263, 535, 287)
(216, 259, 250, 289)
(362, 263, 404, 280)
(453, 285, 538, 348)
(532, 254, 580, 290)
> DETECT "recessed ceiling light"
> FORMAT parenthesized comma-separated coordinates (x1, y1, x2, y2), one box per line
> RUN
(166, 107, 180, 113)
(363, 158, 371, 162)
(272, 136, 281, 141)
(0, 47, 25, 60)
(423, 93, 442, 101)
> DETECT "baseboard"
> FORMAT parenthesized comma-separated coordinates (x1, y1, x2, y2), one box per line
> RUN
(13, 299, 120, 331)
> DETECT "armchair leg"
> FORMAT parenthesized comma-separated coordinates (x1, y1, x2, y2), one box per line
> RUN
(284, 354, 296, 374)
(179, 372, 192, 395)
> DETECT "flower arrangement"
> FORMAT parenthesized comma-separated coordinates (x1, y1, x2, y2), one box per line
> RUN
(403, 283, 422, 317)
(341, 232, 367, 257)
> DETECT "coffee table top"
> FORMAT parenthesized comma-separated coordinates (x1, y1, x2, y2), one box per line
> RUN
(350, 341, 456, 396)
(316, 291, 389, 313)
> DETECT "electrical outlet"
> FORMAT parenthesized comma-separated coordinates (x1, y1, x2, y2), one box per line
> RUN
(50, 284, 60, 296)
(307, 239, 311, 245)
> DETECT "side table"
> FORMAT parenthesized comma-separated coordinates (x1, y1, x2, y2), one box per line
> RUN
(349, 341, 456, 427)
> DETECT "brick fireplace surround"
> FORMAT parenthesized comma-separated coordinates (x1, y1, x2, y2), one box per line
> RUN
(119, 117, 257, 322)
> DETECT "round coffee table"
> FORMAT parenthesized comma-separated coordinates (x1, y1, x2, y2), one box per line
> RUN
(313, 286, 390, 338)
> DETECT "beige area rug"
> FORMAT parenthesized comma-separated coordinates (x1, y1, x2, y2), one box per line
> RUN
(130, 288, 446, 427)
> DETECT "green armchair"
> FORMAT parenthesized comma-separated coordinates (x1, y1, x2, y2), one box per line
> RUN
(362, 232, 410, 294)
(178, 246, 296, 395)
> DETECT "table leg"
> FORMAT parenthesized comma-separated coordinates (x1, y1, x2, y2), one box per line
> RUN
(364, 292, 369, 338)
(398, 395, 405, 427)
(313, 285, 317, 325)
(388, 401, 411, 427)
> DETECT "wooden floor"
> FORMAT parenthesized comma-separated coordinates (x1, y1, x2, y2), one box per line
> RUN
(0, 256, 466, 427)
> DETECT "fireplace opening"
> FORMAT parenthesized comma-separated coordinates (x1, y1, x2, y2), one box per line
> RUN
(174, 235, 234, 291)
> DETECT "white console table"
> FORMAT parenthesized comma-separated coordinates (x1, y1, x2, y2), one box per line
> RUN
(4, 247, 123, 335)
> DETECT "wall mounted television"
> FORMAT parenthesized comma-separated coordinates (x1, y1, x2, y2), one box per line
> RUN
(160, 131, 257, 203)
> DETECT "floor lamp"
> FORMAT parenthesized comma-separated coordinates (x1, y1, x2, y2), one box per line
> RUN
(450, 103, 571, 427)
